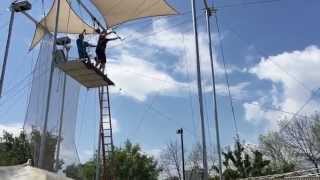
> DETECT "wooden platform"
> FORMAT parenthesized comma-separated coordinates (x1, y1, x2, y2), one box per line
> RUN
(56, 60, 115, 88)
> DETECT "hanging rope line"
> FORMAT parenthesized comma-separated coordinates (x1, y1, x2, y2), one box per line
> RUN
(118, 88, 198, 140)
(277, 87, 320, 133)
(214, 14, 240, 140)
(217, 0, 283, 9)
(110, 13, 205, 49)
(181, 32, 197, 137)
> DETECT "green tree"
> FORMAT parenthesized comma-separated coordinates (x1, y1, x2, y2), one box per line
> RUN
(259, 131, 296, 174)
(0, 131, 32, 166)
(215, 140, 270, 180)
(111, 140, 160, 180)
(65, 140, 161, 180)
(29, 129, 63, 171)
(64, 160, 96, 180)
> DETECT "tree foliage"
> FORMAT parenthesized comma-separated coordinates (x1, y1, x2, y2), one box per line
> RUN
(279, 115, 320, 173)
(0, 131, 32, 166)
(65, 140, 160, 180)
(214, 140, 270, 180)
(160, 141, 182, 179)
(111, 140, 160, 180)
(259, 131, 296, 174)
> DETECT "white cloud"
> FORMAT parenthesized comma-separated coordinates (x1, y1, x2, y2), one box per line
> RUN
(243, 102, 265, 122)
(112, 118, 120, 133)
(0, 123, 23, 137)
(144, 148, 162, 160)
(78, 149, 94, 163)
(203, 82, 250, 100)
(107, 53, 189, 101)
(104, 18, 239, 101)
(246, 45, 320, 128)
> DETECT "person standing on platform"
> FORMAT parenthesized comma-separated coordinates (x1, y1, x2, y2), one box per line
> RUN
(76, 30, 96, 62)
(95, 29, 120, 71)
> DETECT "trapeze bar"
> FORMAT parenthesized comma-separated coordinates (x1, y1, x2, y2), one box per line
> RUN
(56, 60, 115, 88)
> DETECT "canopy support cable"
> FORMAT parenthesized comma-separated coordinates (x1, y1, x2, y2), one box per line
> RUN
(76, 0, 107, 31)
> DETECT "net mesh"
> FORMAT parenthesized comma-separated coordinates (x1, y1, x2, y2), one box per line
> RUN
(23, 34, 81, 174)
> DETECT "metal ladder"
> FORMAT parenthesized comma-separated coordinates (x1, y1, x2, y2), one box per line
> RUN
(98, 85, 114, 180)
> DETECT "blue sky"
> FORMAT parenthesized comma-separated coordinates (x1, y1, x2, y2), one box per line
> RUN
(1, 0, 320, 166)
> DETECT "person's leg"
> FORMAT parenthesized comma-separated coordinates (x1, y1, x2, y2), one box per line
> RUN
(84, 52, 90, 63)
(100, 54, 106, 72)
(95, 51, 102, 68)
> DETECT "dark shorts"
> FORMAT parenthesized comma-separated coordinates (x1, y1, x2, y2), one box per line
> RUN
(96, 51, 106, 64)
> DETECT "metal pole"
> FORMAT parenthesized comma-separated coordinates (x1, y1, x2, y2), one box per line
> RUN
(0, 8, 15, 97)
(205, 8, 223, 180)
(190, 0, 209, 179)
(76, 0, 106, 31)
(38, 0, 61, 168)
(55, 47, 69, 171)
(177, 128, 186, 180)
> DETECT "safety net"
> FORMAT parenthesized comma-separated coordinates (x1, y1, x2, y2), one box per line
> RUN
(23, 34, 82, 175)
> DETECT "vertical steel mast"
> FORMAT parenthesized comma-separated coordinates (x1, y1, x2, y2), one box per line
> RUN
(190, 0, 209, 179)
(39, 0, 61, 168)
(0, 1, 32, 97)
(204, 3, 223, 179)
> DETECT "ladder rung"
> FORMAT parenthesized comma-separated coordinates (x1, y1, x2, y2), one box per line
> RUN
(104, 135, 111, 138)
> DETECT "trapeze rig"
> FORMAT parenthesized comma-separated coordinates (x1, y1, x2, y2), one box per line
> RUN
(2, 1, 115, 179)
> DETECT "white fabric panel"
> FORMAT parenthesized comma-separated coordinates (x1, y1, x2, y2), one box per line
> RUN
(0, 165, 73, 180)
(30, 0, 95, 50)
(90, 0, 177, 27)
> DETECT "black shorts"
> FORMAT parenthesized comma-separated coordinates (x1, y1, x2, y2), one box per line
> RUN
(96, 51, 106, 64)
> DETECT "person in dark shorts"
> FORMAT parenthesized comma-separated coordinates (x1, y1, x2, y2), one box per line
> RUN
(76, 30, 96, 61)
(95, 30, 120, 71)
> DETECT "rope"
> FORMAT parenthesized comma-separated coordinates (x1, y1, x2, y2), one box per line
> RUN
(119, 88, 198, 140)
(181, 33, 197, 137)
(278, 87, 320, 133)
(214, 14, 240, 140)
(110, 13, 205, 49)
(217, 0, 282, 9)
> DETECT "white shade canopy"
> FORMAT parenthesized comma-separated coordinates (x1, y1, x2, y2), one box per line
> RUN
(90, 0, 178, 27)
(30, 0, 95, 50)
(30, 0, 178, 49)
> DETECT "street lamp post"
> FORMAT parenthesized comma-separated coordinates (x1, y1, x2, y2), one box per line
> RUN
(177, 128, 186, 180)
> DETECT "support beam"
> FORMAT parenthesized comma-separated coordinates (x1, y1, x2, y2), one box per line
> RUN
(38, 0, 61, 169)
(190, 0, 209, 179)
(0, 10, 15, 97)
(205, 7, 223, 180)
(0, 1, 32, 97)
(55, 46, 70, 171)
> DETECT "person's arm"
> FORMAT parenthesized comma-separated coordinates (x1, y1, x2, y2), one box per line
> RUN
(106, 31, 113, 35)
(107, 37, 120, 41)
(84, 41, 96, 47)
